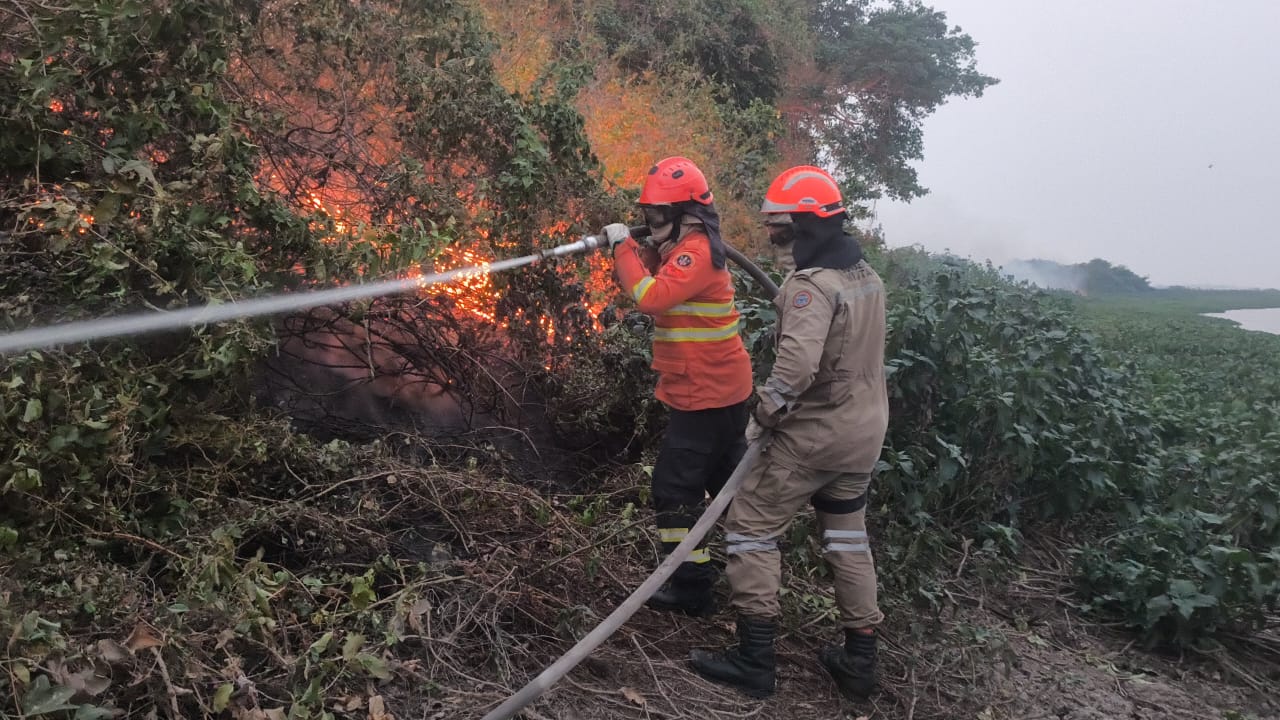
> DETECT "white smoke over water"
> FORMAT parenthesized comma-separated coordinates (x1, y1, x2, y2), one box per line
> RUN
(1000, 259, 1086, 293)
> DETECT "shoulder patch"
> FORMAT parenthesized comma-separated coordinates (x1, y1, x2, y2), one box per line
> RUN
(675, 253, 693, 267)
(792, 290, 812, 308)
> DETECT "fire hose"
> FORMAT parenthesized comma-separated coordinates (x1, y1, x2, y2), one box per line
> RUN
(0, 226, 777, 355)
(0, 221, 784, 718)
(479, 437, 766, 720)
(477, 229, 779, 720)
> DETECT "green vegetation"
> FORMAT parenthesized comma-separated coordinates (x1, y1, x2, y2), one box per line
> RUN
(807, 0, 998, 201)
(583, 0, 996, 206)
(1085, 287, 1280, 314)
(1071, 294, 1280, 641)
(2, 0, 1276, 718)
(739, 247, 1280, 646)
(1007, 256, 1280, 310)
(0, 3, 627, 715)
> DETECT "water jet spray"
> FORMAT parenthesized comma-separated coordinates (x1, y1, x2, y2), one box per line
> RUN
(0, 227, 776, 356)
(0, 233, 617, 356)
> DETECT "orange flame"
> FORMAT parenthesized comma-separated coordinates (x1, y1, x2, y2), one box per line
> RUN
(431, 246, 499, 324)
(231, 11, 629, 349)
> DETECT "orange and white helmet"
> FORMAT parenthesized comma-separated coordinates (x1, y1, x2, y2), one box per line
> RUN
(638, 157, 714, 206)
(760, 165, 845, 218)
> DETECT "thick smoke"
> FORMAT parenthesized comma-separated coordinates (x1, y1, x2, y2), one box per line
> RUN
(1001, 259, 1086, 293)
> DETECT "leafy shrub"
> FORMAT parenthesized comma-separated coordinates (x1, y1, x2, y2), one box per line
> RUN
(0, 0, 353, 534)
(733, 245, 1280, 644)
(0, 0, 625, 530)
(1071, 300, 1280, 642)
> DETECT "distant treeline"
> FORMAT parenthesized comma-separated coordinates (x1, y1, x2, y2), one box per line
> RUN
(1003, 258, 1280, 311)
(1002, 258, 1151, 295)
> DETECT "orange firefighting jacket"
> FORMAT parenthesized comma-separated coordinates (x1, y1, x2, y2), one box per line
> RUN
(614, 231, 753, 412)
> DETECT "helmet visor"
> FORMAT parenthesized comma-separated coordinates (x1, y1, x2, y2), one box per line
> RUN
(765, 214, 796, 246)
(641, 204, 678, 229)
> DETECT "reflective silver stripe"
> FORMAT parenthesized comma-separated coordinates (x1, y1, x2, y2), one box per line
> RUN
(762, 377, 797, 412)
(762, 386, 787, 411)
(653, 322, 740, 342)
(765, 377, 797, 395)
(726, 533, 778, 555)
(760, 196, 800, 213)
(823, 530, 868, 541)
(825, 543, 870, 553)
(727, 541, 778, 555)
(781, 169, 836, 192)
(764, 377, 797, 402)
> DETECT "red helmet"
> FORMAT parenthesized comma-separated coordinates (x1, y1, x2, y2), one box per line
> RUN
(760, 165, 845, 218)
(638, 157, 714, 205)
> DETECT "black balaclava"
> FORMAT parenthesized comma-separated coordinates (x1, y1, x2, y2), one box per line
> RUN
(676, 201, 728, 269)
(790, 213, 863, 271)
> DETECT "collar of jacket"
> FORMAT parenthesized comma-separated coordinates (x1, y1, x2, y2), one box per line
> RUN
(659, 219, 705, 259)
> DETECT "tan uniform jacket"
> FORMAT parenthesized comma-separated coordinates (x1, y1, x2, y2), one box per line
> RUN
(755, 260, 889, 473)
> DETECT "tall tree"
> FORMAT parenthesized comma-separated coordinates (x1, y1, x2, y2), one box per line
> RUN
(788, 0, 998, 205)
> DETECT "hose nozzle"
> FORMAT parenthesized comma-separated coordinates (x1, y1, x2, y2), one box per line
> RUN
(536, 235, 606, 261)
(535, 226, 651, 261)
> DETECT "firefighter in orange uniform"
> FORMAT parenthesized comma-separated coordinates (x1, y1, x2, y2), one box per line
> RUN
(601, 157, 754, 617)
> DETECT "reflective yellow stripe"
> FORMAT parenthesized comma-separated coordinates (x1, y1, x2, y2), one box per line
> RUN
(654, 321, 740, 343)
(659, 528, 689, 543)
(632, 277, 655, 302)
(666, 301, 736, 318)
(688, 548, 712, 564)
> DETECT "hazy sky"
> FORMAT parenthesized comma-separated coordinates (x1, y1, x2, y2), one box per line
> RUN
(873, 0, 1280, 288)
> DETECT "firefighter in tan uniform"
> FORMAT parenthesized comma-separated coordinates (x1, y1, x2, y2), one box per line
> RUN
(691, 166, 889, 700)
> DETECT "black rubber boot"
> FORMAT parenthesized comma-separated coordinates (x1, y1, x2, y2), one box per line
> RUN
(818, 629, 877, 699)
(645, 578, 716, 617)
(689, 616, 777, 698)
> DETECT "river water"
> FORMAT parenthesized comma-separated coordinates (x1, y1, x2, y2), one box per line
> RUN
(1203, 307, 1280, 335)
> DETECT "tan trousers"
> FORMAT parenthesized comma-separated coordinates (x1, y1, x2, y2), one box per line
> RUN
(725, 449, 884, 629)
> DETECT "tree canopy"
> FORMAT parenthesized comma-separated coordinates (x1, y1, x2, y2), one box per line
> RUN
(805, 0, 998, 202)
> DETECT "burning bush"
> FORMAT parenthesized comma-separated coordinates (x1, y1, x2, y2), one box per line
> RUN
(0, 0, 641, 536)
(0, 2, 654, 713)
